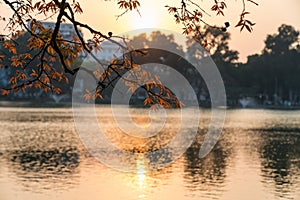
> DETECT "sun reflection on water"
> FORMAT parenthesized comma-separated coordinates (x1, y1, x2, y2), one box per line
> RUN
(136, 154, 148, 199)
(136, 154, 146, 189)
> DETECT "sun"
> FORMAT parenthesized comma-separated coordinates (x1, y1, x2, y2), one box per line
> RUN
(130, 9, 158, 29)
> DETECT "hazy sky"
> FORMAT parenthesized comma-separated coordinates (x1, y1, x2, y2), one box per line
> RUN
(76, 0, 300, 62)
(1, 0, 300, 62)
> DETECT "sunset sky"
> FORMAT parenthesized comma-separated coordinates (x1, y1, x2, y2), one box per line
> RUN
(1, 0, 300, 62)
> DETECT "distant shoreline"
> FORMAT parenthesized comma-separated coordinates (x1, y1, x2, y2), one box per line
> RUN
(1, 100, 300, 110)
(0, 100, 72, 108)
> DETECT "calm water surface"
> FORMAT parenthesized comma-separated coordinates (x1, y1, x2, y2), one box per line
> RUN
(0, 107, 299, 200)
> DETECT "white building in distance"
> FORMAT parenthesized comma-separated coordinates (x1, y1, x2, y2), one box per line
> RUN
(84, 41, 124, 62)
(27, 21, 83, 41)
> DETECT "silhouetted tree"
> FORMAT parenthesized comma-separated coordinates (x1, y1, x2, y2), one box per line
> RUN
(240, 24, 300, 104)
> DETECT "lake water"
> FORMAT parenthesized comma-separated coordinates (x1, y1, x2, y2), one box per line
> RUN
(0, 106, 299, 200)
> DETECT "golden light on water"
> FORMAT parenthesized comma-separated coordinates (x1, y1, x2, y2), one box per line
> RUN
(136, 154, 147, 199)
(136, 154, 146, 189)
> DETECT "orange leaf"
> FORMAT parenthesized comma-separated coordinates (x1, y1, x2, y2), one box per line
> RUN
(64, 76, 69, 84)
(65, 59, 71, 67)
(1, 89, 9, 95)
(11, 56, 23, 67)
(23, 53, 32, 59)
(30, 69, 38, 77)
(74, 2, 83, 14)
(245, 24, 252, 32)
(3, 42, 16, 54)
(83, 93, 91, 102)
(53, 88, 61, 94)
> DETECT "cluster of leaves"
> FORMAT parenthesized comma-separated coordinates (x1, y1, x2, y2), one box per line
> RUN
(165, 0, 257, 48)
(0, 32, 73, 95)
(211, 0, 227, 16)
(235, 0, 258, 33)
(235, 12, 255, 32)
(83, 48, 183, 108)
(117, 0, 141, 18)
(0, 0, 119, 97)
